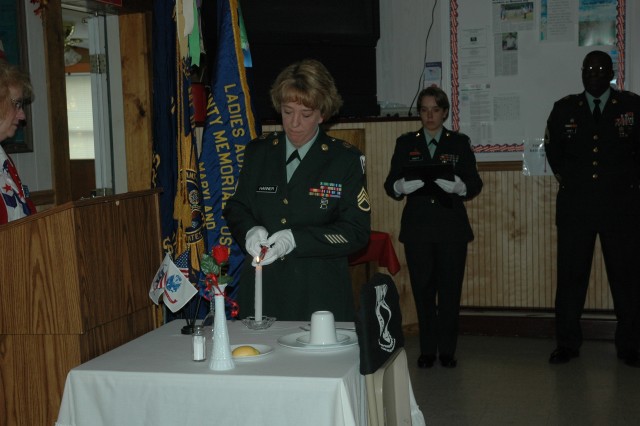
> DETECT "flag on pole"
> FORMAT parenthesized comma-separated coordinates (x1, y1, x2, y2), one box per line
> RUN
(173, 55, 207, 277)
(199, 0, 260, 303)
(152, 0, 207, 322)
(151, 0, 179, 259)
(150, 253, 198, 313)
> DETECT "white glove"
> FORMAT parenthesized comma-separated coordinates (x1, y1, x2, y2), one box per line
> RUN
(393, 178, 425, 196)
(435, 175, 467, 196)
(245, 226, 268, 258)
(260, 229, 296, 266)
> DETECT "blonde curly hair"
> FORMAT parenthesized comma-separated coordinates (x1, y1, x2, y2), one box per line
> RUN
(270, 59, 343, 121)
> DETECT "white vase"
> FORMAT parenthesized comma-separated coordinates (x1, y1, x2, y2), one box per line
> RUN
(209, 283, 235, 371)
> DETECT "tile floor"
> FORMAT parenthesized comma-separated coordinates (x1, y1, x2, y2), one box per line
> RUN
(404, 334, 640, 426)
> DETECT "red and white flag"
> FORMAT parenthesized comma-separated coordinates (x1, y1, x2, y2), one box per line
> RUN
(149, 253, 197, 313)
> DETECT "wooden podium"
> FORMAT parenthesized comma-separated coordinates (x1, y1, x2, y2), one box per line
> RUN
(0, 190, 162, 426)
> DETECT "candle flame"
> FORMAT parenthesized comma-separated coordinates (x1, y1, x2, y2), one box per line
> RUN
(259, 245, 269, 262)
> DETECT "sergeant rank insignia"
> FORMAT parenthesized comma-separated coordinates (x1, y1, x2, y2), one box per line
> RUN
(357, 187, 371, 212)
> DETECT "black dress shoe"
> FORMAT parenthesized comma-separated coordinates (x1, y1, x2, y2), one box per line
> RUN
(439, 354, 457, 368)
(617, 350, 640, 368)
(417, 354, 436, 368)
(549, 347, 579, 364)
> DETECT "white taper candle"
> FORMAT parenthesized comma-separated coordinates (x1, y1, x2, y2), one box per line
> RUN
(255, 258, 263, 323)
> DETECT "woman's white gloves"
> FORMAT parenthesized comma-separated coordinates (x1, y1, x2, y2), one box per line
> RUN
(247, 227, 296, 266)
(393, 178, 425, 196)
(435, 175, 467, 196)
(245, 226, 268, 258)
(260, 229, 296, 266)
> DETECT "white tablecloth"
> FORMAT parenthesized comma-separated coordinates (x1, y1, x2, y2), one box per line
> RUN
(55, 320, 367, 426)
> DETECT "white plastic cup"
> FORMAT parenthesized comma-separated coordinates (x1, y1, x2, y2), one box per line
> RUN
(309, 311, 338, 345)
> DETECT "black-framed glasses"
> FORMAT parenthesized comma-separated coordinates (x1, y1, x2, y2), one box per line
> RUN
(10, 98, 25, 111)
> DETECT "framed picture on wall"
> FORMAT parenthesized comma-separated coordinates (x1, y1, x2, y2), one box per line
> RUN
(0, 0, 33, 153)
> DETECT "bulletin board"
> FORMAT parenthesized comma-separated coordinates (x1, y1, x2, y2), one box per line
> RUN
(440, 0, 626, 164)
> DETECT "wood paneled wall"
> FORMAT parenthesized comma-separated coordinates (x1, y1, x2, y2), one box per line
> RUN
(465, 171, 611, 311)
(0, 190, 161, 426)
(119, 12, 154, 192)
(266, 120, 613, 325)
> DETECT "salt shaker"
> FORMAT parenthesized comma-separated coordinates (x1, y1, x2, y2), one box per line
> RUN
(192, 325, 206, 361)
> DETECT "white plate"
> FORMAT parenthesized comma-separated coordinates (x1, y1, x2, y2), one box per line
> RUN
(296, 332, 351, 346)
(278, 331, 358, 351)
(230, 344, 273, 361)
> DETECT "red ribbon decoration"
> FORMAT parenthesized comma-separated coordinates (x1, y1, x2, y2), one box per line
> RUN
(205, 274, 239, 318)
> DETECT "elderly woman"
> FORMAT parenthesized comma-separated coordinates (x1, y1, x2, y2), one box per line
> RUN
(0, 59, 36, 224)
(224, 59, 371, 321)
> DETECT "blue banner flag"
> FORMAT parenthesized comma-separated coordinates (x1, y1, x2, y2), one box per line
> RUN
(151, 0, 178, 257)
(199, 0, 260, 306)
(152, 0, 208, 322)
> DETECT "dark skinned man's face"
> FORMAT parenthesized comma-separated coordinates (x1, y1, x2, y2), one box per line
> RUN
(581, 53, 614, 97)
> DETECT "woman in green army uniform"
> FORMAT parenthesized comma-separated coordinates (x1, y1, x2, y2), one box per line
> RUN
(224, 59, 371, 321)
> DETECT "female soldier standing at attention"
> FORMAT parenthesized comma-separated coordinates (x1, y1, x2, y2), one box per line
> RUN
(384, 86, 482, 368)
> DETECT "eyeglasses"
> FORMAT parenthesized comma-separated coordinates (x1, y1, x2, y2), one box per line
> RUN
(10, 98, 25, 111)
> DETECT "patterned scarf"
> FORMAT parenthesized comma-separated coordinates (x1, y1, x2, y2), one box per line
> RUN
(1, 145, 35, 224)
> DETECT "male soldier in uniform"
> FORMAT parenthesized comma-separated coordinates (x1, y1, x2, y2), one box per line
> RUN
(545, 50, 640, 367)
(224, 59, 371, 322)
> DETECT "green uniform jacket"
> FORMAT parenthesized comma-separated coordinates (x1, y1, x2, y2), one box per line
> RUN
(224, 129, 371, 321)
(383, 127, 483, 243)
(545, 90, 640, 229)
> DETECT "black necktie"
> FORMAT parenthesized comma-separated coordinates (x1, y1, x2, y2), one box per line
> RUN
(429, 139, 438, 157)
(593, 99, 601, 122)
(286, 150, 300, 165)
(286, 150, 301, 182)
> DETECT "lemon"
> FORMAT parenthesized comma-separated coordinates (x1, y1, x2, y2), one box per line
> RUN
(232, 345, 260, 357)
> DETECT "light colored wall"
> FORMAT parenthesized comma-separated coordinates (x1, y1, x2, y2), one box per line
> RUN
(14, 0, 640, 190)
(626, 1, 639, 92)
(376, 0, 443, 109)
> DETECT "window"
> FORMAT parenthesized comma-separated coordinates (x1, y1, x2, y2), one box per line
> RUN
(65, 74, 95, 159)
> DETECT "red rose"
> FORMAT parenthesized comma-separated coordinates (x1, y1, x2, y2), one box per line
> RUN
(212, 245, 229, 264)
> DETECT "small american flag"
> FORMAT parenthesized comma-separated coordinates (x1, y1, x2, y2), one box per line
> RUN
(174, 249, 190, 282)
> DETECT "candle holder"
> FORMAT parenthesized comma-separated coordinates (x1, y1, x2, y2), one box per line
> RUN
(242, 316, 276, 330)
